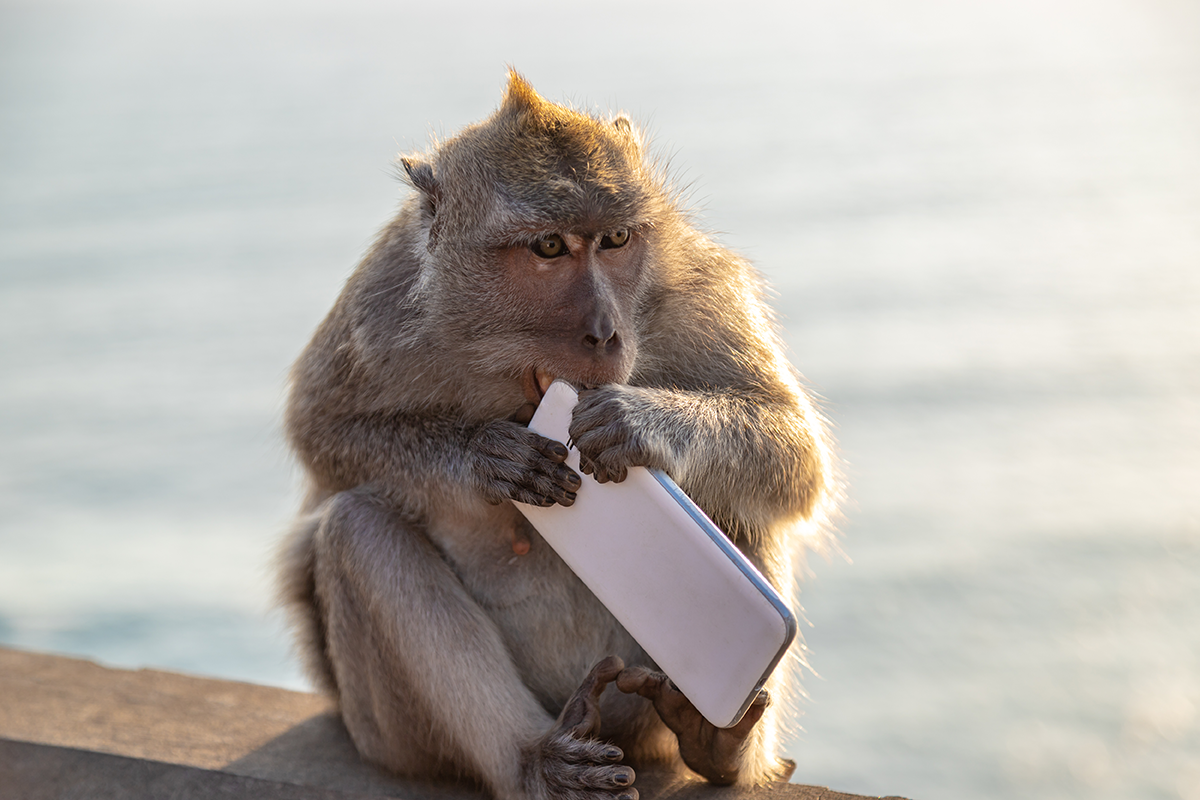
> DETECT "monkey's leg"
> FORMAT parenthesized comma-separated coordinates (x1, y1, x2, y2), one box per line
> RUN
(312, 489, 637, 800)
(615, 666, 792, 786)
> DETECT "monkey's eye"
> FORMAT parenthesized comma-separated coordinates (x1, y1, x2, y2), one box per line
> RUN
(531, 234, 568, 259)
(600, 229, 630, 249)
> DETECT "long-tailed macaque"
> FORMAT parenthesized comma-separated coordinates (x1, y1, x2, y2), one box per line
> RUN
(279, 73, 835, 800)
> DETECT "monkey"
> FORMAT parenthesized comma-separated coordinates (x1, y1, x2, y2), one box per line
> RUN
(277, 72, 836, 800)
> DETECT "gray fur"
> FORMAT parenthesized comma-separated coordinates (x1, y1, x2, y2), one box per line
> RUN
(278, 72, 836, 800)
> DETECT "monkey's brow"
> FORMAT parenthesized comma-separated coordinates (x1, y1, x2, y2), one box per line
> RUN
(504, 226, 636, 246)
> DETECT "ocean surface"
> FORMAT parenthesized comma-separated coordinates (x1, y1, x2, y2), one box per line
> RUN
(1, 1, 1197, 798)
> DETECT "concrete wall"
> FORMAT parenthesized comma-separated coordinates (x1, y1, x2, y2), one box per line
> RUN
(0, 647, 906, 800)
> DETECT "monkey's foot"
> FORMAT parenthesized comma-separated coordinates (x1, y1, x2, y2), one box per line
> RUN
(522, 656, 638, 800)
(616, 666, 769, 785)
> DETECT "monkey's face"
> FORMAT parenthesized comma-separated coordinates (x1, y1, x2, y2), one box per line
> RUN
(493, 226, 646, 406)
(401, 72, 671, 408)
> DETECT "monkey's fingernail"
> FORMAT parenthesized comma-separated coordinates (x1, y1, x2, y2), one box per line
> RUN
(551, 443, 568, 459)
(560, 492, 576, 506)
(619, 792, 635, 800)
(614, 769, 633, 785)
(604, 747, 622, 761)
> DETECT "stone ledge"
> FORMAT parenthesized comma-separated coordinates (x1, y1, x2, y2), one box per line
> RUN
(0, 647, 907, 800)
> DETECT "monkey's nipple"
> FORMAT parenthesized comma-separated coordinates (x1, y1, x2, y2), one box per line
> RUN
(511, 526, 532, 556)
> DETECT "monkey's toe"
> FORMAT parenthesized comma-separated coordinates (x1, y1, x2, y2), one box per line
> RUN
(577, 764, 635, 790)
(530, 728, 638, 800)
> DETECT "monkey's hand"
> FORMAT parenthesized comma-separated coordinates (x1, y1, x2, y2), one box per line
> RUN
(522, 656, 638, 800)
(616, 666, 783, 786)
(568, 386, 665, 484)
(470, 420, 582, 507)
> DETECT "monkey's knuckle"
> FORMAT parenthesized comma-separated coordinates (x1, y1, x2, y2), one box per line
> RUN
(471, 426, 514, 458)
(475, 455, 517, 482)
(480, 480, 516, 503)
(527, 474, 561, 498)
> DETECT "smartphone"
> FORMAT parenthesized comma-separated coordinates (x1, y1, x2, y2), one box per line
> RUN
(516, 380, 796, 728)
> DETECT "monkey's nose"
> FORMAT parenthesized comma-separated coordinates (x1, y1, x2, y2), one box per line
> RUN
(581, 315, 620, 354)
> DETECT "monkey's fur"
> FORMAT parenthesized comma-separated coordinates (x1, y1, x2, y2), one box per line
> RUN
(278, 73, 835, 800)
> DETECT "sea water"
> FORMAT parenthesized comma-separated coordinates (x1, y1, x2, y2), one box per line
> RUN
(1, 1, 1197, 798)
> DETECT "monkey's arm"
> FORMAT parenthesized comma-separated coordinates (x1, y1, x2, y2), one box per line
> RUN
(288, 402, 582, 514)
(285, 321, 581, 514)
(569, 380, 828, 538)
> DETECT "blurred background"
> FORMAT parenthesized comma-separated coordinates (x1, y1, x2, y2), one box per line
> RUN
(1, 0, 1197, 798)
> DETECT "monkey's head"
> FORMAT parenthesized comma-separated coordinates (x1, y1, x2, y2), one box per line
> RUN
(400, 72, 675, 408)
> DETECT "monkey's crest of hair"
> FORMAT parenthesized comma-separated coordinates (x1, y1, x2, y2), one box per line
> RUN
(401, 72, 667, 254)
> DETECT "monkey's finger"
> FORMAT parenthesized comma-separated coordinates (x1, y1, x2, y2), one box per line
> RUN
(614, 665, 658, 696)
(567, 388, 625, 433)
(559, 656, 624, 738)
(726, 688, 770, 737)
(493, 473, 573, 507)
(587, 460, 627, 485)
(588, 655, 626, 687)
(594, 441, 650, 479)
(530, 434, 571, 463)
(555, 464, 583, 491)
(518, 469, 579, 506)
(500, 484, 557, 507)
(618, 667, 696, 723)
(476, 448, 575, 503)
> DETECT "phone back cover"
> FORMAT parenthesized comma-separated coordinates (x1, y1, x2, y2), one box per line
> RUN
(517, 382, 796, 728)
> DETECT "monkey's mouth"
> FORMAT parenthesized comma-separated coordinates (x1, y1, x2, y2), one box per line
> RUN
(522, 367, 557, 406)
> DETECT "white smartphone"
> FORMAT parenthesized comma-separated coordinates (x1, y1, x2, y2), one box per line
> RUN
(516, 380, 796, 729)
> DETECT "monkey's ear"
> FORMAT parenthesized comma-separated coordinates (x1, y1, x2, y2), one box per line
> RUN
(400, 156, 440, 210)
(611, 113, 644, 154)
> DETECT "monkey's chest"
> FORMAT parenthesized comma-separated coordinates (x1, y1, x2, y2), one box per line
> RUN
(429, 509, 643, 709)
